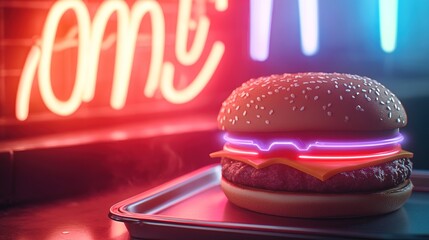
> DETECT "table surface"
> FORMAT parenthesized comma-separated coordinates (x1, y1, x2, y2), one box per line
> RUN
(1, 177, 429, 240)
(0, 184, 141, 240)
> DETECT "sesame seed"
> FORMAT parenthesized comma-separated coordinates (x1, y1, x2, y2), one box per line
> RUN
(243, 111, 247, 116)
(292, 106, 297, 111)
(246, 120, 251, 124)
(356, 105, 364, 112)
(314, 96, 319, 100)
(256, 114, 261, 118)
(246, 103, 250, 108)
(265, 120, 270, 124)
(300, 106, 305, 111)
(386, 106, 392, 111)
(327, 90, 331, 94)
(257, 97, 261, 101)
(388, 112, 392, 119)
(290, 93, 295, 98)
(339, 95, 343, 100)
(327, 111, 332, 116)
(269, 109, 274, 115)
(235, 106, 240, 110)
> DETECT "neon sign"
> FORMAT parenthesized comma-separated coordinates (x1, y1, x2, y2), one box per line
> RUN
(250, 0, 398, 61)
(223, 133, 404, 152)
(15, 0, 228, 121)
(221, 133, 404, 161)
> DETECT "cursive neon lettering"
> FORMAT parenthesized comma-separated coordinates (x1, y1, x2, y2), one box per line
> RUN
(110, 0, 165, 109)
(15, 0, 227, 121)
(40, 0, 90, 116)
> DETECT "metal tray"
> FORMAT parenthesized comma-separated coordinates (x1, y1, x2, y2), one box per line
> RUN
(109, 164, 429, 239)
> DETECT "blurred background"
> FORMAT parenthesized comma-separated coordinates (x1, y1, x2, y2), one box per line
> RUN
(1, 0, 428, 205)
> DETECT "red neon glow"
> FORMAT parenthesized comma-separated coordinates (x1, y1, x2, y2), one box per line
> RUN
(15, 0, 227, 121)
(298, 149, 400, 160)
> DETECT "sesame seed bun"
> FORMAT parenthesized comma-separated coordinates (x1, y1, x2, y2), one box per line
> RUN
(218, 72, 407, 132)
(213, 72, 413, 218)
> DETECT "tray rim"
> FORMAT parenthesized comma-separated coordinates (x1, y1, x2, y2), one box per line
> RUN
(109, 164, 429, 238)
(108, 164, 333, 236)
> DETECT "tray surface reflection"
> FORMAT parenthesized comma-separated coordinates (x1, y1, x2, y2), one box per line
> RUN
(110, 164, 429, 239)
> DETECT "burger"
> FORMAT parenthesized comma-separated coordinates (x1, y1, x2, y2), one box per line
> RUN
(210, 72, 413, 218)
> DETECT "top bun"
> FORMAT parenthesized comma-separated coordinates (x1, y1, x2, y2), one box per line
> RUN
(217, 73, 407, 132)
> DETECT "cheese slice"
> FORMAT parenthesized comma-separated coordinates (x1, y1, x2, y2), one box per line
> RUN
(210, 150, 413, 181)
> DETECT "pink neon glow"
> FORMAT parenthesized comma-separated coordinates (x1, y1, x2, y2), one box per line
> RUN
(298, 0, 319, 56)
(223, 133, 404, 152)
(299, 149, 400, 160)
(250, 0, 273, 61)
(223, 145, 258, 156)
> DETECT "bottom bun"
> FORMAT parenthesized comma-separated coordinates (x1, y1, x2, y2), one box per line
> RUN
(221, 178, 413, 218)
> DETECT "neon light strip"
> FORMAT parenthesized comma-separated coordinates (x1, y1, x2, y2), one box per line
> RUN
(223, 145, 258, 156)
(379, 0, 398, 53)
(224, 133, 404, 152)
(249, 0, 273, 61)
(299, 149, 400, 160)
(298, 0, 319, 56)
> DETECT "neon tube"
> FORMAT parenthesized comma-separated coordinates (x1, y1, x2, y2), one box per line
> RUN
(224, 133, 404, 152)
(298, 0, 319, 56)
(299, 149, 400, 160)
(15, 0, 226, 120)
(379, 0, 398, 53)
(250, 0, 273, 61)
